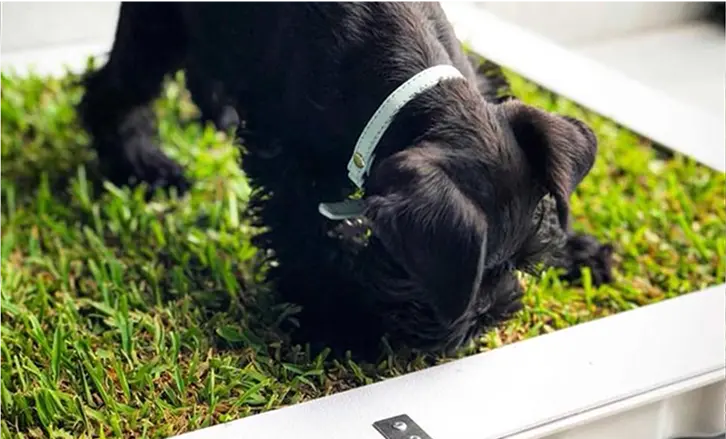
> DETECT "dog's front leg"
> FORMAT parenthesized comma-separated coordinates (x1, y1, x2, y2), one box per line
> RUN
(535, 199, 614, 286)
(78, 3, 190, 193)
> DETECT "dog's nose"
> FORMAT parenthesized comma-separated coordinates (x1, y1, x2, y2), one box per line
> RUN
(217, 106, 240, 131)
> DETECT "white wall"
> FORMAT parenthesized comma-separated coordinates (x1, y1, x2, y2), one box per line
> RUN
(1, 2, 119, 52)
(478, 2, 711, 45)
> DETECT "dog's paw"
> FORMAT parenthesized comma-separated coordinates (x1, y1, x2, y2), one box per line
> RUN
(128, 149, 190, 195)
(558, 233, 614, 286)
(102, 138, 191, 196)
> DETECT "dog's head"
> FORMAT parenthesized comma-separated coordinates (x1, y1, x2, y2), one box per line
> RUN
(361, 99, 598, 352)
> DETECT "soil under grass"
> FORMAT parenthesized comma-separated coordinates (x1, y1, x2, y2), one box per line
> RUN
(1, 61, 724, 438)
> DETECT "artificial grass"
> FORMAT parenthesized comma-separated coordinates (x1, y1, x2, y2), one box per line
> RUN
(1, 62, 724, 438)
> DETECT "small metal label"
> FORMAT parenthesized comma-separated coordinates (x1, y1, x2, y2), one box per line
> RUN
(373, 414, 433, 439)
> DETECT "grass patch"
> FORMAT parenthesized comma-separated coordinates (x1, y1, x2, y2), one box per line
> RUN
(1, 62, 724, 438)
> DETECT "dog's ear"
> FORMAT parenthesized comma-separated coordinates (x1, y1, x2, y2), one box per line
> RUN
(502, 101, 598, 229)
(364, 148, 488, 323)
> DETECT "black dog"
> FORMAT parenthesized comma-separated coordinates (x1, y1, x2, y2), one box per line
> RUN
(78, 3, 613, 356)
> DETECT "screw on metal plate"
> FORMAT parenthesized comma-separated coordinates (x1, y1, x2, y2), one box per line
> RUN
(373, 414, 433, 439)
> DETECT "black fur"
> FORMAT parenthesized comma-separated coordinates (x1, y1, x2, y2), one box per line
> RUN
(78, 2, 614, 356)
(705, 1, 725, 28)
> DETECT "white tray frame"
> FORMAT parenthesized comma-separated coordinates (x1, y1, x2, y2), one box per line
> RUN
(173, 286, 725, 439)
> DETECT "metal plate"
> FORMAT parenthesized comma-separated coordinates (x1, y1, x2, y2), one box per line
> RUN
(373, 414, 433, 439)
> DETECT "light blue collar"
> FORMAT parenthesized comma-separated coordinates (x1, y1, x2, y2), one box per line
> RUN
(319, 64, 465, 220)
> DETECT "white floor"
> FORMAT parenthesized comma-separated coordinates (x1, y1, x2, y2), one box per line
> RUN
(1, 41, 111, 77)
(573, 22, 725, 122)
(2, 2, 723, 126)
